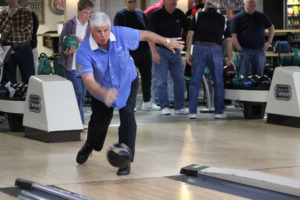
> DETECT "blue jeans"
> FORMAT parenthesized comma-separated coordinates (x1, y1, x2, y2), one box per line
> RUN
(153, 47, 185, 109)
(238, 48, 266, 76)
(189, 44, 224, 114)
(63, 69, 87, 124)
(3, 44, 35, 84)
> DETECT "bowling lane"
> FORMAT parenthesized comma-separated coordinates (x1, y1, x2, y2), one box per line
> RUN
(56, 177, 250, 200)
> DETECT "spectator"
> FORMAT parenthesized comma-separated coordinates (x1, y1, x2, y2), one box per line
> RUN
(19, 0, 39, 74)
(0, 0, 34, 84)
(148, 0, 189, 115)
(186, 0, 234, 119)
(114, 0, 159, 111)
(59, 0, 94, 128)
(231, 0, 275, 76)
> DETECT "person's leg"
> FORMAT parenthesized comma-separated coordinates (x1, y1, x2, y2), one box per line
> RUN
(63, 69, 86, 124)
(209, 45, 224, 114)
(87, 96, 114, 150)
(3, 53, 17, 83)
(131, 50, 152, 102)
(169, 49, 185, 110)
(252, 49, 266, 76)
(118, 77, 138, 159)
(155, 47, 170, 109)
(189, 45, 207, 114)
(16, 45, 35, 84)
(76, 96, 113, 164)
(238, 49, 252, 77)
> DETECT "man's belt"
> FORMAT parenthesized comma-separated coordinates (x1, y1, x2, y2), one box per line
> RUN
(193, 41, 221, 46)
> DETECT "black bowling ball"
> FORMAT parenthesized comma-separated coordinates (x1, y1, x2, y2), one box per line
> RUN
(107, 143, 132, 168)
(257, 75, 271, 89)
(223, 65, 235, 80)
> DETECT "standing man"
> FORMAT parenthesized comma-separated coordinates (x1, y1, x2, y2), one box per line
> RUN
(0, 0, 34, 84)
(75, 12, 183, 175)
(148, 0, 189, 115)
(186, 0, 234, 119)
(114, 0, 159, 111)
(232, 0, 275, 76)
(19, 0, 39, 75)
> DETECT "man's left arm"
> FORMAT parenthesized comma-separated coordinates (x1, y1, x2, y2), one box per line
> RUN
(23, 10, 33, 39)
(140, 30, 184, 53)
(264, 25, 275, 51)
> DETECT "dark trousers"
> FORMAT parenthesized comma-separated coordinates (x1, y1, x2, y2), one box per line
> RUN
(130, 49, 152, 102)
(3, 44, 35, 84)
(86, 77, 138, 160)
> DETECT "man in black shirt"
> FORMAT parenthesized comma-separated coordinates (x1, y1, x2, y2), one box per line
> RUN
(186, 0, 234, 119)
(114, 0, 159, 111)
(148, 0, 188, 115)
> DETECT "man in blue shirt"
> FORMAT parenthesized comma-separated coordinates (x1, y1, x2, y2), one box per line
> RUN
(232, 0, 275, 76)
(75, 12, 184, 176)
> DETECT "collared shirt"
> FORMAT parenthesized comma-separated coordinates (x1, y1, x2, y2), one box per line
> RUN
(76, 26, 139, 109)
(231, 10, 272, 49)
(148, 6, 188, 38)
(72, 16, 88, 70)
(189, 8, 230, 45)
(0, 7, 33, 45)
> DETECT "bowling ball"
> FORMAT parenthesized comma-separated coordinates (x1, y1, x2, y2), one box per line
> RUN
(107, 143, 132, 168)
(0, 84, 9, 97)
(223, 65, 235, 80)
(231, 75, 243, 88)
(292, 48, 300, 66)
(239, 77, 253, 89)
(257, 75, 271, 89)
(249, 75, 260, 87)
(264, 66, 275, 79)
(62, 35, 79, 50)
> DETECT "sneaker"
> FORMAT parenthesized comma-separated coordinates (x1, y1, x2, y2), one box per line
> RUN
(174, 108, 188, 115)
(189, 114, 197, 119)
(214, 113, 227, 119)
(161, 108, 171, 115)
(141, 102, 160, 111)
(83, 124, 88, 130)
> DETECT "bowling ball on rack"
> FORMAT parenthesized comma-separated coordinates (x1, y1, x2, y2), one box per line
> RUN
(0, 84, 9, 98)
(223, 65, 235, 80)
(62, 35, 79, 50)
(256, 75, 271, 90)
(107, 143, 132, 168)
(264, 66, 275, 79)
(249, 75, 260, 87)
(239, 77, 254, 89)
(231, 75, 243, 88)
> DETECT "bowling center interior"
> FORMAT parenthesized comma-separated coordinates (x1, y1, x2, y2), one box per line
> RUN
(1, 0, 300, 199)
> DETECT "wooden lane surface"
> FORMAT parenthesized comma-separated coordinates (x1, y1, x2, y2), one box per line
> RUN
(0, 192, 18, 200)
(57, 177, 250, 200)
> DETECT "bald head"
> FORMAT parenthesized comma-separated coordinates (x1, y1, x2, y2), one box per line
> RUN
(244, 0, 256, 14)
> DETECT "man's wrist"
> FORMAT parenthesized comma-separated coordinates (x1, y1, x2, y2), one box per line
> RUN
(165, 38, 170, 47)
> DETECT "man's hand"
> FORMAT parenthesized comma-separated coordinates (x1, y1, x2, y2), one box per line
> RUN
(166, 37, 185, 53)
(264, 41, 271, 51)
(226, 59, 236, 71)
(103, 88, 118, 107)
(8, 7, 17, 17)
(152, 50, 160, 64)
(187, 53, 192, 66)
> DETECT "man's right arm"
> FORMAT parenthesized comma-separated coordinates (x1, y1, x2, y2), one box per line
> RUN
(232, 33, 242, 51)
(186, 30, 194, 65)
(0, 12, 12, 36)
(81, 73, 118, 107)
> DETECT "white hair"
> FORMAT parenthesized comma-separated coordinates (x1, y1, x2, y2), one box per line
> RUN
(89, 12, 111, 28)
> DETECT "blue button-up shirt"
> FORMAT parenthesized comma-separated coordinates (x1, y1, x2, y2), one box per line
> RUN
(76, 26, 139, 109)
